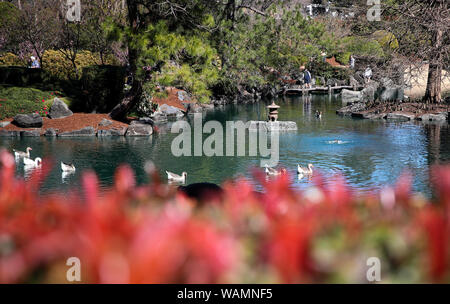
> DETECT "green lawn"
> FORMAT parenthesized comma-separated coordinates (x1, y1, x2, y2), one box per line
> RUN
(0, 86, 71, 120)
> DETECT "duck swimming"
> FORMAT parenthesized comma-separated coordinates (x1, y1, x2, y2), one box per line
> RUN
(61, 162, 76, 172)
(14, 147, 32, 158)
(265, 165, 287, 176)
(23, 157, 42, 168)
(297, 164, 314, 175)
(166, 171, 187, 183)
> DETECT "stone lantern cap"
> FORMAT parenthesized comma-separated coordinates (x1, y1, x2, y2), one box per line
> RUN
(267, 102, 280, 109)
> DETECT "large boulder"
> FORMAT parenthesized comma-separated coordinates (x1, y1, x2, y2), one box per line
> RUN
(0, 130, 21, 137)
(98, 127, 127, 136)
(341, 89, 363, 103)
(385, 113, 415, 121)
(126, 121, 153, 136)
(21, 130, 41, 137)
(336, 102, 366, 116)
(44, 128, 58, 137)
(58, 127, 96, 137)
(49, 98, 73, 119)
(13, 113, 43, 128)
(418, 113, 448, 122)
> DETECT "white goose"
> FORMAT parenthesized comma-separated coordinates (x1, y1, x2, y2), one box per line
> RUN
(61, 162, 76, 172)
(297, 164, 314, 175)
(265, 165, 287, 176)
(166, 171, 187, 183)
(23, 157, 42, 168)
(14, 147, 32, 158)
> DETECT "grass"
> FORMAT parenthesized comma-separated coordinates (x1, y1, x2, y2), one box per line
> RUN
(0, 86, 69, 120)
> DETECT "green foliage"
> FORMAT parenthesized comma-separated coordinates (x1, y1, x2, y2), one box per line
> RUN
(0, 86, 62, 120)
(80, 65, 126, 113)
(216, 5, 339, 95)
(0, 53, 26, 67)
(335, 52, 351, 65)
(42, 50, 118, 80)
(308, 60, 350, 83)
(340, 36, 385, 58)
(372, 30, 399, 51)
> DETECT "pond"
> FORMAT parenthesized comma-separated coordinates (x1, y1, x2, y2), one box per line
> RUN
(1, 94, 449, 197)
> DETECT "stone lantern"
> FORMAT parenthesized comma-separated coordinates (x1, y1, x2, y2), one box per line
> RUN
(267, 101, 280, 122)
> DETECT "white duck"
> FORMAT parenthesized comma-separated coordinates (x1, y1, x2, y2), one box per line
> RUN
(23, 157, 42, 168)
(14, 147, 32, 158)
(61, 162, 76, 172)
(265, 165, 287, 176)
(297, 164, 314, 175)
(166, 171, 187, 183)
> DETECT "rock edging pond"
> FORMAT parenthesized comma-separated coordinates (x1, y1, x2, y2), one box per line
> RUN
(0, 113, 154, 137)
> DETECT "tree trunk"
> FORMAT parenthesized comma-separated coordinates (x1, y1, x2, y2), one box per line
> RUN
(424, 63, 442, 104)
(423, 24, 444, 104)
(109, 0, 142, 121)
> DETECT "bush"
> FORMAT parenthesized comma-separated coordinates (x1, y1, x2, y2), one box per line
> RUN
(42, 50, 118, 81)
(79, 65, 126, 113)
(1, 150, 450, 283)
(308, 60, 350, 83)
(0, 67, 51, 87)
(0, 86, 60, 119)
(335, 52, 351, 65)
(0, 53, 25, 67)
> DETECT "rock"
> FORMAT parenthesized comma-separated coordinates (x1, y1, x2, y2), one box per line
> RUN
(379, 86, 404, 102)
(58, 127, 96, 137)
(21, 130, 41, 137)
(184, 103, 202, 114)
(98, 127, 127, 136)
(177, 90, 191, 102)
(349, 76, 359, 88)
(135, 117, 154, 125)
(418, 113, 448, 122)
(49, 98, 73, 119)
(336, 102, 366, 116)
(44, 128, 58, 136)
(201, 104, 215, 110)
(99, 119, 113, 127)
(13, 113, 43, 128)
(341, 89, 363, 103)
(155, 104, 185, 119)
(0, 121, 10, 128)
(126, 123, 153, 136)
(248, 121, 298, 132)
(385, 113, 415, 121)
(0, 130, 21, 137)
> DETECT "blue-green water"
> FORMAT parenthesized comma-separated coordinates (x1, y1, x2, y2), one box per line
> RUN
(1, 94, 449, 196)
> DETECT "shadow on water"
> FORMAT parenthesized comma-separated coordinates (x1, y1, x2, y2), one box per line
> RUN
(1, 94, 449, 197)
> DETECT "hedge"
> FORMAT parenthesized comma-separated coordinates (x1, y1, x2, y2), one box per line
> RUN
(79, 65, 126, 113)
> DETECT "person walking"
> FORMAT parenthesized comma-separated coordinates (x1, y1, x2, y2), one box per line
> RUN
(364, 66, 372, 83)
(304, 68, 312, 89)
(350, 55, 355, 69)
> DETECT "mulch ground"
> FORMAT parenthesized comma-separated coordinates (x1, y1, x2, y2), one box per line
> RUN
(1, 113, 129, 134)
(360, 102, 450, 117)
(153, 87, 193, 111)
